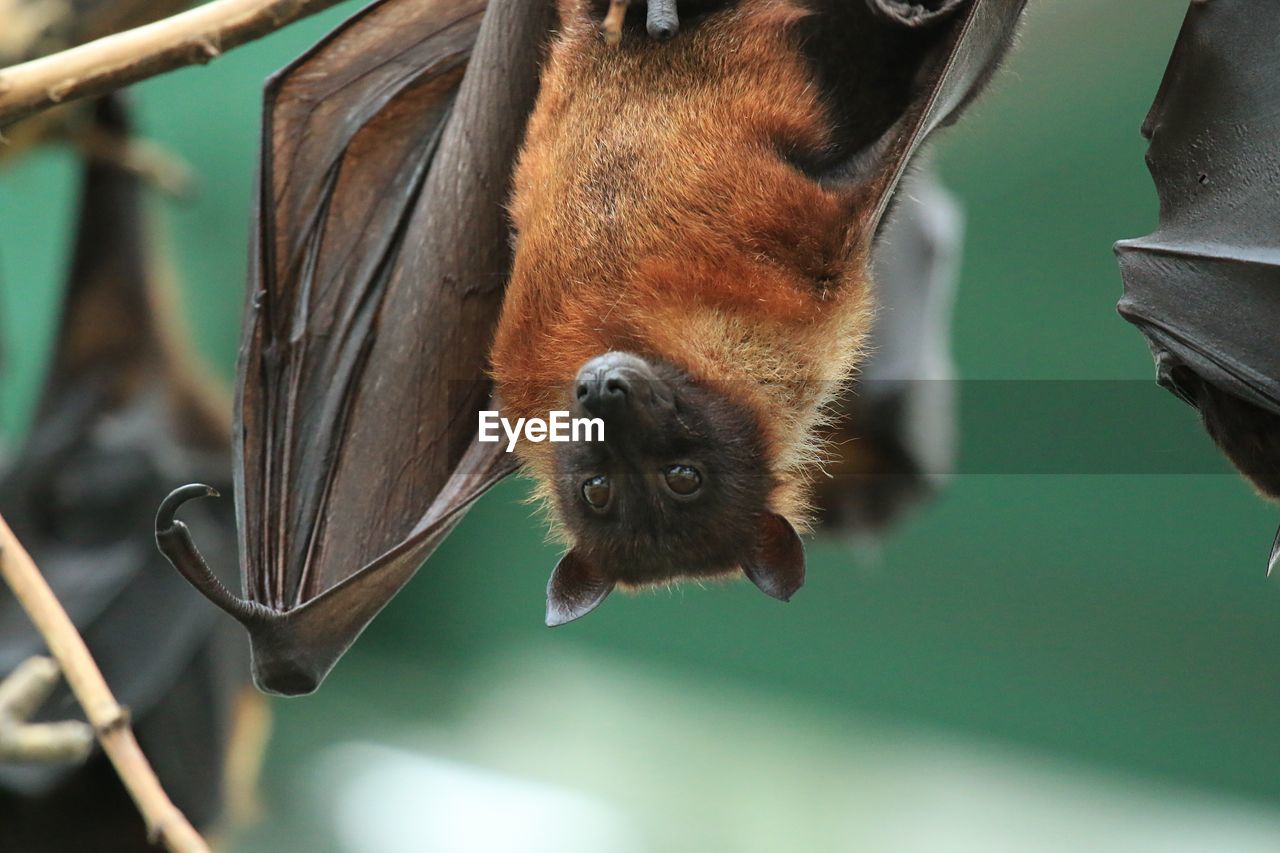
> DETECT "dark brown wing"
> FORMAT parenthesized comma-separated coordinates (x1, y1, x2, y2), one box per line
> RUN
(157, 0, 554, 695)
(1115, 0, 1280, 502)
(0, 96, 243, 844)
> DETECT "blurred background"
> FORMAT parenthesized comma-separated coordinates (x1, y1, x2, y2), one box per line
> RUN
(3, 0, 1280, 850)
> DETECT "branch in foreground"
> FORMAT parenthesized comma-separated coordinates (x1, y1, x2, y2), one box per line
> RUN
(0, 514, 209, 853)
(0, 0, 347, 128)
(0, 656, 95, 764)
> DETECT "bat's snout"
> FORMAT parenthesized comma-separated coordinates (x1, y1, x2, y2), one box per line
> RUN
(573, 352, 662, 420)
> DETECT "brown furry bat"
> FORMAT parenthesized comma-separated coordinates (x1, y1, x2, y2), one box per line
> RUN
(490, 0, 1023, 624)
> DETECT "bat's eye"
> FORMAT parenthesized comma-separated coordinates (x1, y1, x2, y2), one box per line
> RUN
(663, 464, 702, 496)
(582, 475, 612, 509)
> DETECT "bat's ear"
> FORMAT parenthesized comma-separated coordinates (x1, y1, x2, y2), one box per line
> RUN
(546, 549, 615, 627)
(742, 513, 806, 603)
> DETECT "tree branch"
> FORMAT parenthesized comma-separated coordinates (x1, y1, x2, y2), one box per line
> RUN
(0, 655, 95, 764)
(0, 0, 348, 128)
(0, 513, 209, 853)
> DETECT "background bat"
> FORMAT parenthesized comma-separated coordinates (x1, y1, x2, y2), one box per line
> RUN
(0, 97, 252, 850)
(1116, 0, 1280, 516)
(812, 166, 963, 536)
(160, 0, 1024, 694)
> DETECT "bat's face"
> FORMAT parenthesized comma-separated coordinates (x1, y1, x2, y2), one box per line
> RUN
(546, 352, 805, 625)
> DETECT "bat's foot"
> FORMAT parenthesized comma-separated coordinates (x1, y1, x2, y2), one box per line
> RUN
(602, 0, 679, 46)
(646, 0, 679, 40)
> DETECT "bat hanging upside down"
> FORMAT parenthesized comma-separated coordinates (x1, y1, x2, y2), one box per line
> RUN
(490, 0, 1022, 625)
(150, 0, 1024, 694)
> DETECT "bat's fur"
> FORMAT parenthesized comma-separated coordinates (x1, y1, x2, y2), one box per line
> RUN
(493, 0, 872, 532)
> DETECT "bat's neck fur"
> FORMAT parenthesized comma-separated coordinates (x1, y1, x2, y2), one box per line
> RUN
(491, 0, 875, 526)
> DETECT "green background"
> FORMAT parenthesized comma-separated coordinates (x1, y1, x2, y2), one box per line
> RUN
(3, 1, 1279, 849)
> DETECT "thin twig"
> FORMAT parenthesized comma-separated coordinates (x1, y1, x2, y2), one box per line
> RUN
(74, 125, 198, 201)
(0, 513, 209, 853)
(0, 655, 95, 763)
(0, 0, 348, 128)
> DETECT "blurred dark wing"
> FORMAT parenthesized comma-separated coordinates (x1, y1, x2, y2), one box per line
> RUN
(1115, 1, 1280, 498)
(161, 0, 553, 695)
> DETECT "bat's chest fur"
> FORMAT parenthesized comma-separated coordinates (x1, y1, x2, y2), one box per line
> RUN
(491, 0, 875, 523)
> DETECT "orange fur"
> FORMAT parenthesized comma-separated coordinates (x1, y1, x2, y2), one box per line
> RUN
(491, 0, 877, 526)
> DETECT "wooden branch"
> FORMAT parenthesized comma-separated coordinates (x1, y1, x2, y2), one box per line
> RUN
(0, 514, 209, 853)
(0, 655, 95, 763)
(0, 0, 348, 128)
(74, 124, 198, 200)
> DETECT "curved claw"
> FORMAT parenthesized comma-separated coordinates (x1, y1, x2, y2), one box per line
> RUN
(155, 484, 265, 625)
(156, 483, 220, 527)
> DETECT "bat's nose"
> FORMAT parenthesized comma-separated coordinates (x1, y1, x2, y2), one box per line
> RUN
(574, 352, 655, 418)
(575, 367, 632, 417)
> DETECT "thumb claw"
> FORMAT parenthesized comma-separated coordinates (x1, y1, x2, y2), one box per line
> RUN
(156, 483, 219, 531)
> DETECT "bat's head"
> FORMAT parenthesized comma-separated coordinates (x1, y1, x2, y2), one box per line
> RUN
(546, 352, 805, 625)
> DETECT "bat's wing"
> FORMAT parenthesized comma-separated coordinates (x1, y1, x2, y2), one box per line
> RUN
(1115, 1, 1280, 501)
(815, 168, 964, 535)
(0, 96, 242, 828)
(158, 0, 554, 695)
